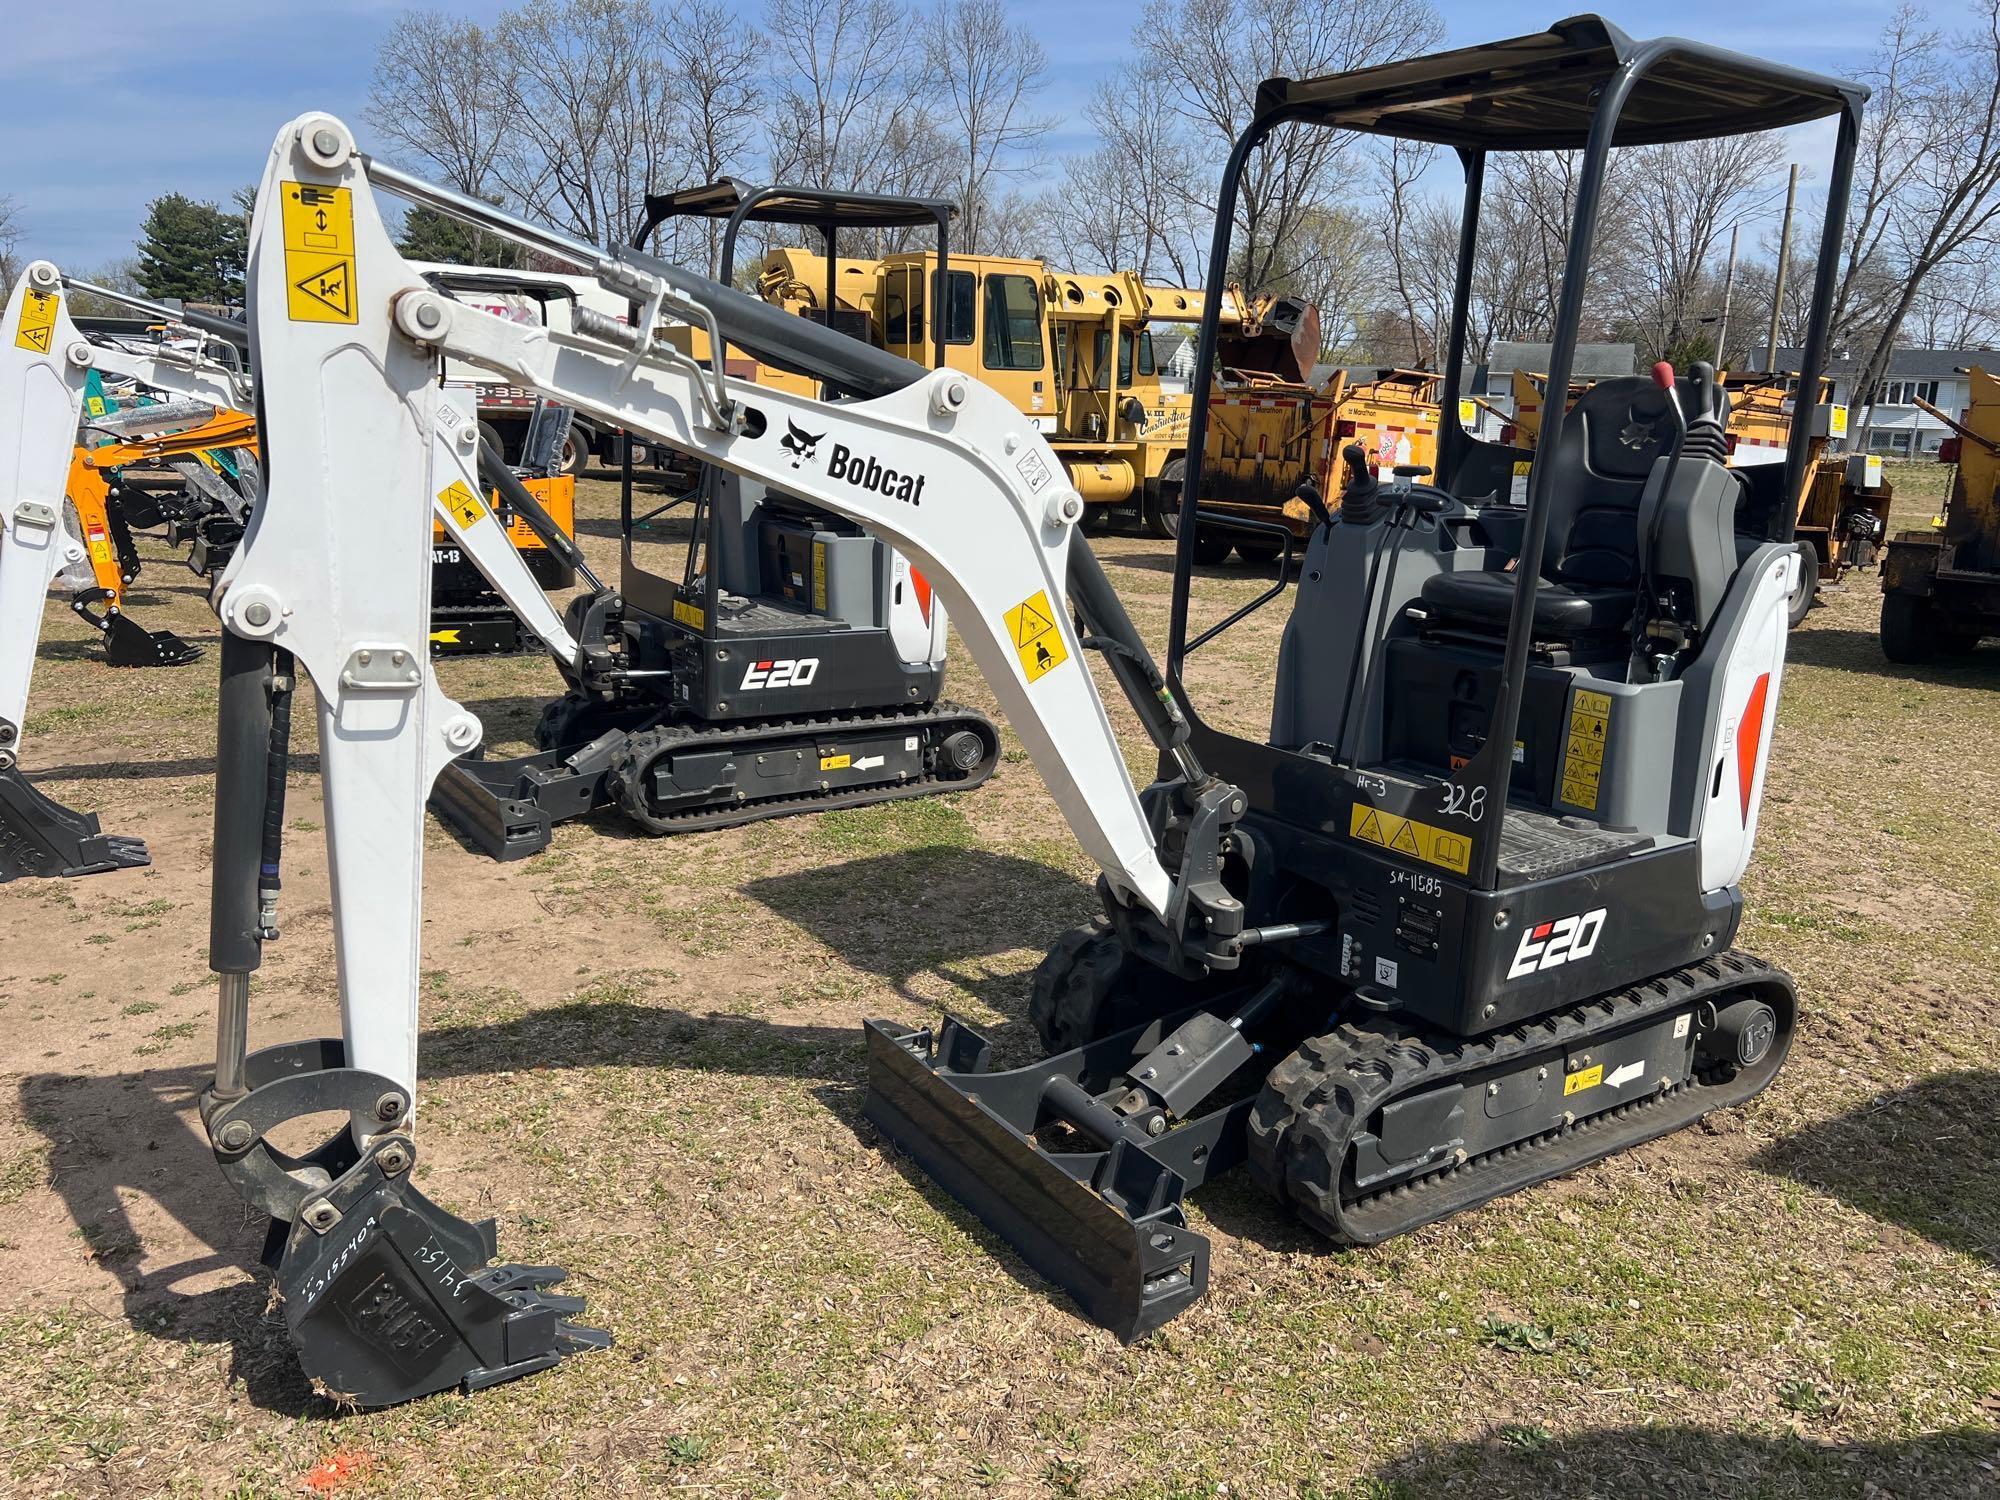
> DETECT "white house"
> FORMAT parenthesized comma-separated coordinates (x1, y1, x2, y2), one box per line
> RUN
(1770, 345, 2000, 457)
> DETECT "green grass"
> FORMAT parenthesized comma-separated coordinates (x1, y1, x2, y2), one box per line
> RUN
(1, 468, 1996, 1497)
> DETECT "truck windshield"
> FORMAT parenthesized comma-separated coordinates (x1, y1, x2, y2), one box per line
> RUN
(982, 274, 1043, 370)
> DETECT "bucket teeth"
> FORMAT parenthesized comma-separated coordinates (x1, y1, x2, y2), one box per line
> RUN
(0, 764, 149, 882)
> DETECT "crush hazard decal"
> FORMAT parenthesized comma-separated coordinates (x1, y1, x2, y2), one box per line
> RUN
(280, 182, 358, 324)
(14, 288, 58, 352)
(1003, 591, 1069, 684)
(436, 480, 487, 530)
(1507, 907, 1608, 980)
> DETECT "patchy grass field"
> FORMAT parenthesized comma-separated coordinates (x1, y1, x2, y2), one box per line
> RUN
(1, 464, 1996, 1498)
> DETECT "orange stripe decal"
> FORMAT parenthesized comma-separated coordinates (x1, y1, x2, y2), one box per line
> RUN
(1735, 672, 1771, 818)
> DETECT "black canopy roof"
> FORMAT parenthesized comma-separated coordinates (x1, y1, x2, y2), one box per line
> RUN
(638, 179, 955, 236)
(1252, 14, 1866, 151)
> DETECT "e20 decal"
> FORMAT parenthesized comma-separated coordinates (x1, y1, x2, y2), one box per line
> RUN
(1507, 907, 1607, 979)
(740, 657, 820, 691)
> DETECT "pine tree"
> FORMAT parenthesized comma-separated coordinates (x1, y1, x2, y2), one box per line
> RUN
(134, 193, 248, 304)
(396, 204, 523, 269)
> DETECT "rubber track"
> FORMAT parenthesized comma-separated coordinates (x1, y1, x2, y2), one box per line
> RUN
(608, 699, 1000, 834)
(1246, 951, 1794, 1246)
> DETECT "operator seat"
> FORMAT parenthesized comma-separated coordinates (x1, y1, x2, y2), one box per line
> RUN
(1421, 375, 1706, 637)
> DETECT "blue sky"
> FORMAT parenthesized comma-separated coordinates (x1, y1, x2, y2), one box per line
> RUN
(0, 0, 1898, 271)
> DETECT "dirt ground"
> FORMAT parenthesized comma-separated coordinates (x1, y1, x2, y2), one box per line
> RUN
(1, 466, 1997, 1498)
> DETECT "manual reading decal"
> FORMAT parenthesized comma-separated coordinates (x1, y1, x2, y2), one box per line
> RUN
(1003, 590, 1069, 683)
(1561, 688, 1611, 811)
(437, 480, 487, 530)
(280, 182, 359, 324)
(14, 288, 58, 353)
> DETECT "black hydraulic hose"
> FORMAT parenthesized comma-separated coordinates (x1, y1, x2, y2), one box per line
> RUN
(477, 435, 604, 591)
(1066, 537, 1196, 767)
(257, 651, 294, 939)
(210, 629, 273, 975)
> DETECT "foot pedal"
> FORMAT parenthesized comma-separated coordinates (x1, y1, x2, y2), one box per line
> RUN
(273, 1138, 609, 1406)
(0, 762, 149, 881)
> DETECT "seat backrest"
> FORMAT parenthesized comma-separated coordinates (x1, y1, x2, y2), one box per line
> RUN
(1537, 376, 1714, 589)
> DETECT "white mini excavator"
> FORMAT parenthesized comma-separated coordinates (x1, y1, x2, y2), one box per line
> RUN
(168, 13, 1854, 1405)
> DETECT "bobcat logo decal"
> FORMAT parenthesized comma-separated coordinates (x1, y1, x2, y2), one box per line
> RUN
(779, 418, 825, 468)
(1619, 413, 1662, 451)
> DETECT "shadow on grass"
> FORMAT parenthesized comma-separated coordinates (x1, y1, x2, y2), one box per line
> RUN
(1785, 622, 2000, 682)
(744, 846, 1098, 1020)
(1758, 1068, 2000, 1268)
(16, 999, 966, 1415)
(1372, 1423, 2000, 1500)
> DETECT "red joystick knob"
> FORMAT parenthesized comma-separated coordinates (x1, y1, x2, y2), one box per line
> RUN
(1651, 360, 1676, 391)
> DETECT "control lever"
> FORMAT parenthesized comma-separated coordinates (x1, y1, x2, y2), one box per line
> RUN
(1338, 442, 1380, 526)
(1293, 478, 1333, 530)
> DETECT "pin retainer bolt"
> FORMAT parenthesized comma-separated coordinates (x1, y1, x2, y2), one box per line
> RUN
(375, 1092, 407, 1122)
(27, 262, 59, 290)
(218, 1120, 254, 1152)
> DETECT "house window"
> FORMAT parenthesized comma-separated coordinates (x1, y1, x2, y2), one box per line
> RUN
(1876, 379, 1940, 407)
(1868, 428, 1913, 456)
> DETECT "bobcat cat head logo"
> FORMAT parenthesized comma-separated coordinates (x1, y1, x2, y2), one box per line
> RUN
(779, 418, 825, 468)
(1618, 414, 1662, 451)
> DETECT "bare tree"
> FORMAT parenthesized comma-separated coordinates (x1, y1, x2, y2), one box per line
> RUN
(1040, 69, 1204, 279)
(1827, 5, 1938, 353)
(1846, 0, 2000, 444)
(1374, 137, 1439, 365)
(0, 195, 21, 296)
(923, 0, 1054, 253)
(1905, 248, 2000, 348)
(367, 10, 515, 196)
(493, 0, 687, 248)
(63, 259, 150, 319)
(1622, 133, 1787, 363)
(1136, 0, 1445, 294)
(659, 0, 761, 274)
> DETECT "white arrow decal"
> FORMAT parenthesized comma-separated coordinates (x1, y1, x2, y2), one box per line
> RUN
(1605, 1060, 1646, 1090)
(852, 755, 886, 771)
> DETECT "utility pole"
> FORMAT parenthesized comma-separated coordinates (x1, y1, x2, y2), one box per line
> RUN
(1766, 163, 1799, 372)
(1715, 222, 1740, 371)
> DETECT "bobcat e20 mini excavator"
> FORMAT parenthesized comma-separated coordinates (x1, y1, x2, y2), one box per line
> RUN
(430, 180, 998, 858)
(191, 14, 1847, 1401)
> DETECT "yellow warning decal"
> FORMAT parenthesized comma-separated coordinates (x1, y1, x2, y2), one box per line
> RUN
(819, 752, 852, 772)
(1003, 590, 1069, 684)
(1828, 404, 1849, 438)
(280, 182, 359, 324)
(88, 537, 114, 567)
(15, 288, 59, 353)
(1457, 399, 1477, 426)
(1348, 804, 1473, 876)
(1563, 1063, 1604, 1096)
(673, 597, 706, 631)
(437, 479, 486, 530)
(1560, 687, 1611, 811)
(85, 394, 107, 418)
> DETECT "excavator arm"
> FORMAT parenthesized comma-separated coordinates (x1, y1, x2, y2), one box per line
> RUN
(0, 264, 150, 877)
(196, 112, 1244, 1406)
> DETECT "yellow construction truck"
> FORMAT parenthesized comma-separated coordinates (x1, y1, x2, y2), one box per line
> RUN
(749, 248, 1440, 560)
(1883, 369, 2000, 661)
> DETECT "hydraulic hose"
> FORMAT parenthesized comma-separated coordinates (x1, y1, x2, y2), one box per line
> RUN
(477, 435, 603, 591)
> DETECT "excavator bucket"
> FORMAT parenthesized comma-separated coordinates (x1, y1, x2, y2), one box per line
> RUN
(0, 761, 148, 881)
(99, 611, 202, 667)
(269, 1146, 611, 1406)
(863, 1014, 1240, 1341)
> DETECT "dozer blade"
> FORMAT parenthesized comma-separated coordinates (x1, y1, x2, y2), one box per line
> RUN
(0, 763, 148, 881)
(100, 611, 201, 668)
(272, 1139, 610, 1407)
(864, 1013, 1242, 1341)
